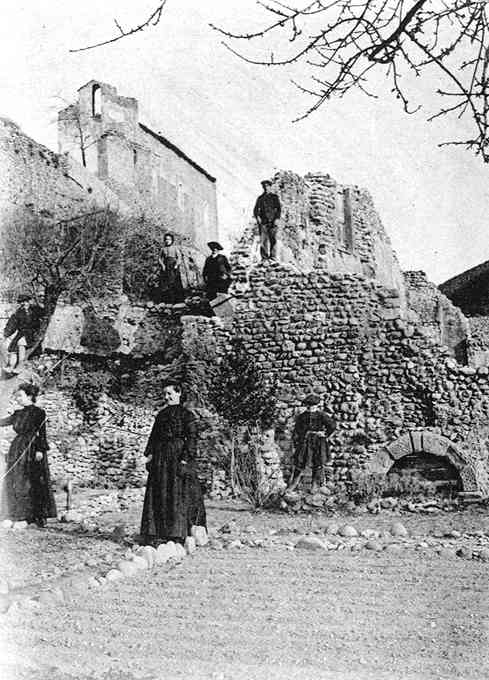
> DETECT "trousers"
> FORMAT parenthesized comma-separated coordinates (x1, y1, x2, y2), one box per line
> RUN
(259, 221, 278, 260)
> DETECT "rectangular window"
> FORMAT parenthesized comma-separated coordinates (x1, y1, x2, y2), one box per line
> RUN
(340, 187, 354, 252)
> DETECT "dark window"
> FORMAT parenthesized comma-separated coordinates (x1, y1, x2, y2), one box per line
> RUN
(341, 187, 354, 251)
(92, 84, 102, 117)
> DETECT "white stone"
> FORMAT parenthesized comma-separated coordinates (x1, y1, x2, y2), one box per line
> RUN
(295, 536, 329, 551)
(174, 543, 186, 560)
(12, 520, 28, 531)
(191, 525, 209, 546)
(155, 542, 177, 564)
(105, 569, 124, 581)
(389, 522, 409, 538)
(136, 545, 157, 569)
(131, 555, 148, 570)
(116, 560, 138, 577)
(184, 536, 196, 554)
(0, 520, 13, 530)
(339, 524, 358, 538)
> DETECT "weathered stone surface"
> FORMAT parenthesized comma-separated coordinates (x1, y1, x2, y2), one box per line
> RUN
(174, 544, 186, 560)
(339, 525, 358, 538)
(137, 546, 157, 569)
(105, 569, 124, 581)
(184, 536, 196, 554)
(389, 522, 409, 538)
(131, 555, 149, 571)
(155, 543, 178, 564)
(365, 540, 383, 552)
(295, 536, 329, 551)
(117, 560, 138, 578)
(12, 521, 28, 531)
(191, 526, 209, 547)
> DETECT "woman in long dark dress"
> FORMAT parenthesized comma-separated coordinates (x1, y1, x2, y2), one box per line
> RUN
(0, 383, 57, 526)
(140, 382, 206, 546)
(158, 233, 185, 303)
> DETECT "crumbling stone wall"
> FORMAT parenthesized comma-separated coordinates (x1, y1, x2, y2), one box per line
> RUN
(257, 171, 405, 304)
(223, 263, 489, 497)
(467, 317, 489, 368)
(0, 117, 128, 229)
(404, 271, 470, 364)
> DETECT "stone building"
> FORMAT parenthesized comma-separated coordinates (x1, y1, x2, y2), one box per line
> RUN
(439, 262, 489, 368)
(20, 170, 489, 501)
(58, 80, 218, 251)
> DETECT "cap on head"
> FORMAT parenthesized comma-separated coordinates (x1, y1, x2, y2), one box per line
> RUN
(207, 241, 223, 251)
(18, 294, 31, 303)
(261, 179, 272, 188)
(303, 393, 321, 406)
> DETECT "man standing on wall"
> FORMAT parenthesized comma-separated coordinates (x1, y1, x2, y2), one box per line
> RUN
(288, 394, 336, 493)
(253, 179, 281, 261)
(202, 241, 232, 301)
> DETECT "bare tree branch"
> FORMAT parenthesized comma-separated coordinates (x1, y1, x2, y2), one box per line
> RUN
(70, 1, 169, 52)
(212, 0, 489, 162)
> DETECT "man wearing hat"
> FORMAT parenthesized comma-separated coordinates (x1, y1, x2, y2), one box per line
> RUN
(202, 241, 232, 301)
(2, 294, 43, 376)
(253, 179, 281, 261)
(288, 393, 336, 493)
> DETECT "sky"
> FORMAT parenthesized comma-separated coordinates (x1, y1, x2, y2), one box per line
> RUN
(1, 0, 488, 284)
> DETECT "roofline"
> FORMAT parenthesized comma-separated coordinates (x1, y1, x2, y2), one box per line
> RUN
(139, 123, 216, 183)
(439, 259, 489, 295)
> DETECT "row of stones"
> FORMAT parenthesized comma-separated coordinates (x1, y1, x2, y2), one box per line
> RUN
(208, 519, 489, 562)
(0, 525, 209, 615)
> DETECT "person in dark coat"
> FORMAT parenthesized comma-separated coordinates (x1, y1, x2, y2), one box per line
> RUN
(0, 383, 57, 527)
(140, 382, 207, 546)
(288, 393, 336, 492)
(158, 233, 185, 304)
(3, 294, 43, 376)
(202, 241, 232, 301)
(253, 179, 282, 261)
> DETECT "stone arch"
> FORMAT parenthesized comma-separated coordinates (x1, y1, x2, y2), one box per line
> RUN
(369, 430, 478, 493)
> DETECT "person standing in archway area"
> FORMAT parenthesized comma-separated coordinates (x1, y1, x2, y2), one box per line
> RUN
(288, 394, 336, 494)
(140, 381, 207, 547)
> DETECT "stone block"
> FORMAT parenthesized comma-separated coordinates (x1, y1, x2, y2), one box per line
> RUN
(184, 537, 196, 554)
(191, 526, 209, 547)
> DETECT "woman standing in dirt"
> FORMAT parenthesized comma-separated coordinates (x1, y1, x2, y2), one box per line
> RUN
(0, 383, 57, 527)
(140, 382, 206, 546)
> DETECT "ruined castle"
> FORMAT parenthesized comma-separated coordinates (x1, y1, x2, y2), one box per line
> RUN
(1, 82, 489, 501)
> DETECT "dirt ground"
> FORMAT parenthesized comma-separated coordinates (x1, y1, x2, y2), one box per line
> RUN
(1, 496, 489, 680)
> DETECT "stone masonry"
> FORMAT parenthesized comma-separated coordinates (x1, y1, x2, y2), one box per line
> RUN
(2, 169, 489, 499)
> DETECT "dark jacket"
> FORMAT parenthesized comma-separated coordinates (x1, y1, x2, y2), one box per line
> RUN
(254, 192, 281, 224)
(203, 254, 231, 284)
(4, 305, 43, 351)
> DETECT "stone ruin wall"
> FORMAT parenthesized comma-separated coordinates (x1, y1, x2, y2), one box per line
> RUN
(0, 117, 206, 302)
(2, 168, 489, 498)
(224, 264, 489, 497)
(403, 271, 470, 363)
(0, 117, 128, 234)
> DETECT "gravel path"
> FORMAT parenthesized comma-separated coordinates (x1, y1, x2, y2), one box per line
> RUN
(1, 499, 489, 680)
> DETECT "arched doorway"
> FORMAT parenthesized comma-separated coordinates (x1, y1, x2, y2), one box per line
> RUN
(369, 430, 481, 495)
(387, 451, 462, 494)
